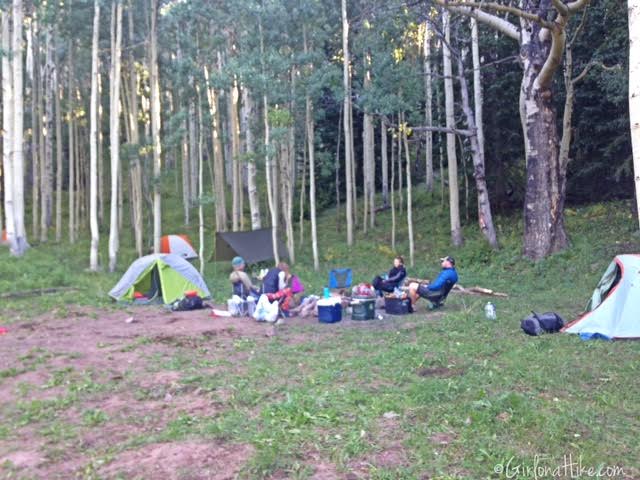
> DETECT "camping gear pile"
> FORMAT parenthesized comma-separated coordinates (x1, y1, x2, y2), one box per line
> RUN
(521, 311, 565, 336)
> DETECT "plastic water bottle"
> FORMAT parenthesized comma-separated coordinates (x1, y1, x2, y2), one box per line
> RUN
(323, 287, 330, 299)
(484, 302, 496, 320)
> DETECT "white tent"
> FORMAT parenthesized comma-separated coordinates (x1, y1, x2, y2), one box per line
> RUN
(160, 234, 197, 260)
(563, 255, 640, 339)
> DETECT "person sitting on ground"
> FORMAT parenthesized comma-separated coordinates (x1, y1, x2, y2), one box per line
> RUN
(261, 262, 288, 294)
(229, 256, 260, 299)
(409, 256, 458, 309)
(265, 263, 304, 313)
(372, 256, 407, 297)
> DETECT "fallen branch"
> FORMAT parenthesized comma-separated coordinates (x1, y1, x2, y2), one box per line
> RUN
(404, 278, 508, 298)
(0, 287, 81, 300)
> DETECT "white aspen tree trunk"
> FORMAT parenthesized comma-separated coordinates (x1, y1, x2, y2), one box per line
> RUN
(630, 0, 640, 228)
(456, 52, 498, 248)
(381, 120, 388, 206)
(41, 28, 54, 242)
(2, 10, 17, 253)
(45, 31, 54, 236)
(189, 103, 198, 206)
(259, 17, 279, 264)
(229, 77, 241, 231)
(97, 72, 104, 225)
(68, 41, 75, 243)
(298, 139, 307, 246)
(150, 0, 162, 253)
(89, 0, 100, 271)
(241, 85, 261, 229)
(54, 52, 62, 242)
(108, 1, 122, 272)
(127, 0, 142, 256)
(390, 124, 396, 251)
(197, 87, 205, 274)
(471, 18, 485, 163)
(424, 21, 434, 192)
(443, 11, 463, 247)
(402, 115, 414, 267)
(397, 123, 403, 214)
(12, 0, 28, 255)
(181, 115, 190, 225)
(203, 65, 227, 232)
(335, 105, 342, 230)
(30, 20, 39, 241)
(342, 0, 354, 246)
(363, 55, 375, 230)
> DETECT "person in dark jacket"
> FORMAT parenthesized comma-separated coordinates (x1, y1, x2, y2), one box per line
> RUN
(409, 256, 458, 308)
(261, 263, 288, 294)
(372, 256, 407, 297)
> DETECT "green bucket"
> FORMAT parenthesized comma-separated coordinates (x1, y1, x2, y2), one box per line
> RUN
(351, 297, 376, 320)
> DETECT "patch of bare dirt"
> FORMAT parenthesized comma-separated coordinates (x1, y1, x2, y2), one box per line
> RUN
(100, 441, 254, 480)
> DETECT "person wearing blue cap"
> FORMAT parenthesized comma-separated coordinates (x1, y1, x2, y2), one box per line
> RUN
(229, 256, 260, 299)
(409, 256, 458, 309)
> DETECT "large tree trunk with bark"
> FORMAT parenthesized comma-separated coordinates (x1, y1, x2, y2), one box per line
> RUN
(40, 29, 54, 242)
(442, 11, 463, 247)
(89, 0, 100, 271)
(630, 0, 640, 229)
(519, 15, 568, 259)
(2, 10, 16, 253)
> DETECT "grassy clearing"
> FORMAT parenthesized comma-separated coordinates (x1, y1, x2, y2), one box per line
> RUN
(1, 193, 639, 478)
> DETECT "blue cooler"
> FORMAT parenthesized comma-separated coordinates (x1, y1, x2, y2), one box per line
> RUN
(318, 303, 342, 323)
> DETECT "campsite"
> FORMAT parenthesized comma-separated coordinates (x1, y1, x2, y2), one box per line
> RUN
(1, 0, 640, 478)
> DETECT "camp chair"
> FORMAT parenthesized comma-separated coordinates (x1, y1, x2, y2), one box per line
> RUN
(328, 268, 352, 289)
(429, 279, 456, 308)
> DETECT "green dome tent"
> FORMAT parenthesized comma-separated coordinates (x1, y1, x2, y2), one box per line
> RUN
(109, 254, 211, 304)
(563, 254, 640, 340)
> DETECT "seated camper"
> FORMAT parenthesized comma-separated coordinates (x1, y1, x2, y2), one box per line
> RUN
(264, 263, 304, 313)
(409, 256, 458, 308)
(229, 256, 260, 299)
(372, 256, 407, 296)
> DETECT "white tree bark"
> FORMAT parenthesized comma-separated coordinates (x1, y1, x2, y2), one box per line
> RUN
(630, 0, 640, 228)
(402, 116, 414, 267)
(381, 120, 389, 206)
(89, 0, 100, 271)
(363, 56, 375, 229)
(150, 0, 162, 252)
(303, 27, 319, 271)
(259, 18, 279, 263)
(471, 17, 485, 167)
(40, 28, 54, 243)
(341, 0, 354, 246)
(197, 87, 205, 274)
(424, 21, 434, 192)
(229, 77, 242, 231)
(54, 48, 63, 242)
(443, 11, 463, 246)
(108, 1, 122, 272)
(241, 85, 262, 229)
(2, 9, 16, 252)
(68, 41, 75, 244)
(11, 0, 28, 255)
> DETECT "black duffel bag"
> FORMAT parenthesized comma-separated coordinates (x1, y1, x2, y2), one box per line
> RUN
(521, 311, 565, 336)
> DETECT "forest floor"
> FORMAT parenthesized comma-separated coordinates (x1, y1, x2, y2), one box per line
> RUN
(1, 196, 640, 478)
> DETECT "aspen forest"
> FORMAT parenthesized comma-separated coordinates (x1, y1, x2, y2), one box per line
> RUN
(0, 0, 639, 478)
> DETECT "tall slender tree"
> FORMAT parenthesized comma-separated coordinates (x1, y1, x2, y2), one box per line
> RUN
(150, 0, 162, 252)
(89, 0, 101, 271)
(629, 0, 640, 228)
(341, 0, 354, 246)
(442, 10, 463, 246)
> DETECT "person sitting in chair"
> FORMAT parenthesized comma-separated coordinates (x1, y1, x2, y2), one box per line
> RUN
(372, 256, 407, 297)
(229, 256, 260, 299)
(409, 256, 458, 309)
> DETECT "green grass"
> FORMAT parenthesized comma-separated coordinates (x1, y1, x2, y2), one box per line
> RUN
(1, 191, 639, 478)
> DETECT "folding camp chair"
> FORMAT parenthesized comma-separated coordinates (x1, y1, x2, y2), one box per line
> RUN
(328, 268, 352, 289)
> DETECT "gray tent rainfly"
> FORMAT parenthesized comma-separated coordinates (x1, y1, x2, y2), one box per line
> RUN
(213, 228, 289, 264)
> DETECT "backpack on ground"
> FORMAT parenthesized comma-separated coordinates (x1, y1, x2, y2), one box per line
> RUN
(521, 311, 565, 336)
(171, 294, 204, 311)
